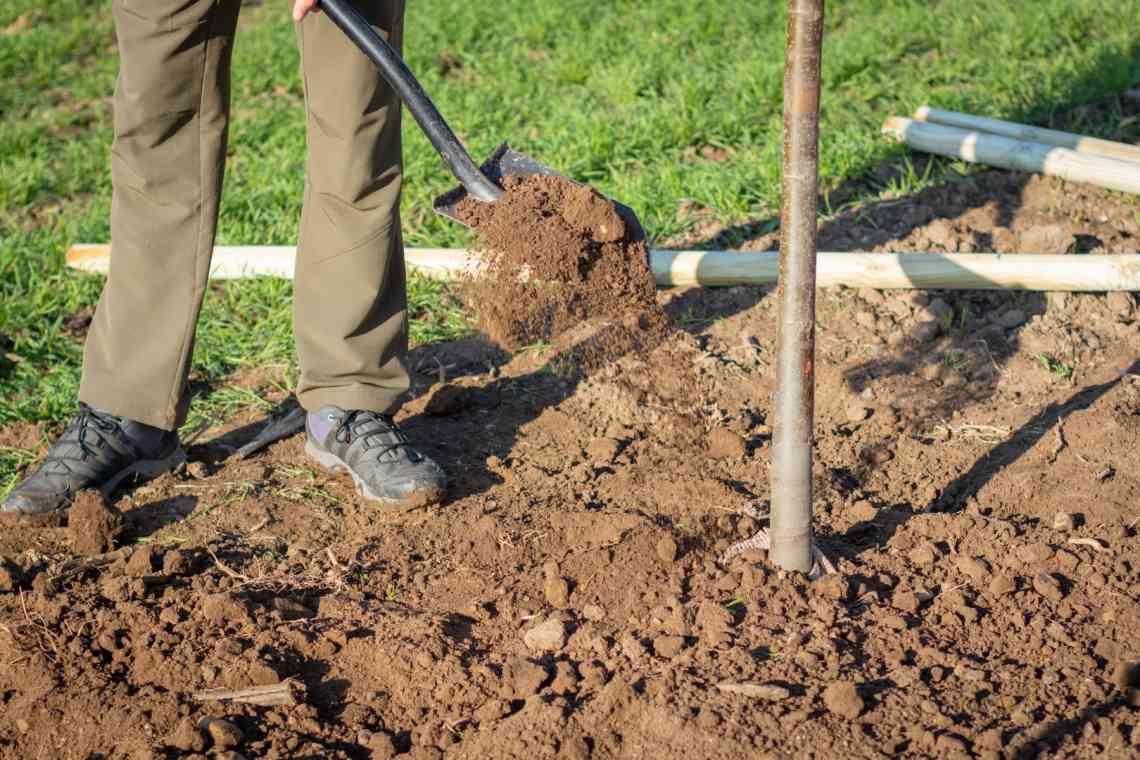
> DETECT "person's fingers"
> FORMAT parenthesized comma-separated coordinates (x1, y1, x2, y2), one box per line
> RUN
(292, 0, 319, 22)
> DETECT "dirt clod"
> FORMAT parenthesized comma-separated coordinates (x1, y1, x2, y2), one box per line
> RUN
(1032, 572, 1065, 602)
(822, 681, 864, 719)
(707, 426, 746, 459)
(67, 490, 123, 556)
(543, 572, 571, 609)
(522, 617, 567, 651)
(125, 545, 156, 577)
(655, 534, 679, 564)
(166, 717, 207, 753)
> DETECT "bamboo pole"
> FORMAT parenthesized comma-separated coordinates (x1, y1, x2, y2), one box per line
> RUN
(66, 245, 1140, 291)
(883, 117, 1140, 195)
(914, 106, 1140, 164)
(770, 0, 825, 575)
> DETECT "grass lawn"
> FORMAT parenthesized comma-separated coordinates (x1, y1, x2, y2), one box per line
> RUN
(1, 0, 1138, 492)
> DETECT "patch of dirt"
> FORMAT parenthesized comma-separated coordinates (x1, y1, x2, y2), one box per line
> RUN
(2, 169, 1140, 759)
(67, 490, 123, 556)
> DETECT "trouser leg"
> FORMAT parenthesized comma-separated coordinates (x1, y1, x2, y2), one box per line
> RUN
(293, 0, 410, 415)
(80, 0, 241, 430)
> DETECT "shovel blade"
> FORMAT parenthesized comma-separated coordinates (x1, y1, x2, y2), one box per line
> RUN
(432, 143, 645, 243)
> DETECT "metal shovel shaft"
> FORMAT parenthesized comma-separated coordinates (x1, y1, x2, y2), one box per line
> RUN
(770, 0, 824, 574)
(318, 0, 502, 203)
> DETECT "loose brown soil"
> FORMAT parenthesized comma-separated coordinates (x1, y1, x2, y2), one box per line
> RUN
(2, 170, 1140, 760)
(455, 175, 666, 353)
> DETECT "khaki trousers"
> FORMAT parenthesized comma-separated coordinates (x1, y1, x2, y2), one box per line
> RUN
(80, 0, 410, 431)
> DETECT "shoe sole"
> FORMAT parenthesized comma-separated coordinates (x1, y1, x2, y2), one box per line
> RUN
(304, 439, 444, 510)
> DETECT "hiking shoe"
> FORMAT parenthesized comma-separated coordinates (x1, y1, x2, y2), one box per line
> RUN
(305, 406, 446, 508)
(1, 404, 184, 516)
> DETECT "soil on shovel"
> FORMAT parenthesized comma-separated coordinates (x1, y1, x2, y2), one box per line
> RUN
(455, 175, 669, 355)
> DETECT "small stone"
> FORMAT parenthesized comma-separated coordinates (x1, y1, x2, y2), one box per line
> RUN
(165, 717, 207, 753)
(1032, 572, 1065, 602)
(715, 681, 791, 701)
(822, 681, 864, 720)
(523, 618, 567, 652)
(846, 403, 871, 423)
(707, 427, 746, 459)
(653, 635, 686, 658)
(199, 718, 243, 750)
(582, 604, 605, 622)
(655, 535, 679, 564)
(1053, 512, 1075, 532)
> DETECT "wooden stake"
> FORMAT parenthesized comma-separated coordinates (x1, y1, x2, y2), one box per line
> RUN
(883, 116, 1140, 195)
(915, 106, 1140, 164)
(67, 245, 1140, 291)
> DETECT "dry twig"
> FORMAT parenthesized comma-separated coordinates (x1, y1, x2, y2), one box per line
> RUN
(192, 679, 303, 706)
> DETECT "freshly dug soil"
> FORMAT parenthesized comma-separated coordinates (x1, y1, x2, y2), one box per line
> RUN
(67, 489, 123, 556)
(2, 169, 1140, 759)
(456, 175, 668, 353)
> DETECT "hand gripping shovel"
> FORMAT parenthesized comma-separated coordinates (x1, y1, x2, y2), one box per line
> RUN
(318, 0, 644, 236)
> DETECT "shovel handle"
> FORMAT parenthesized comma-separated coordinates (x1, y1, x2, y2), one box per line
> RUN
(317, 0, 502, 203)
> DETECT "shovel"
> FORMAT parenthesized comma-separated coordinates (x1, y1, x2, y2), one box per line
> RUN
(319, 0, 637, 231)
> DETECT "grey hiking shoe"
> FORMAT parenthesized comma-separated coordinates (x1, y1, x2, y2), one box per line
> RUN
(2, 404, 184, 516)
(305, 406, 446, 508)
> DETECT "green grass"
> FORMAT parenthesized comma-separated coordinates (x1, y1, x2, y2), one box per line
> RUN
(2, 0, 1138, 492)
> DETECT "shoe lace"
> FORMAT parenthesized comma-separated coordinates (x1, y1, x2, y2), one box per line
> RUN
(41, 404, 126, 476)
(334, 411, 421, 463)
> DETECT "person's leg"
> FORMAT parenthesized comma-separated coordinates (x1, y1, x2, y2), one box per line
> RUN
(292, 0, 409, 415)
(4, 0, 240, 515)
(80, 0, 242, 430)
(294, 2, 445, 507)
